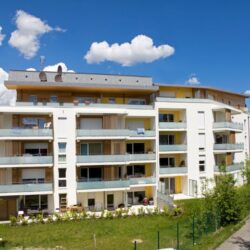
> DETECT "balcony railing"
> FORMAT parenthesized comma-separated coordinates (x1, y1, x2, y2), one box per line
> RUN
(0, 156, 53, 166)
(77, 177, 156, 190)
(213, 122, 243, 131)
(159, 167, 188, 175)
(159, 145, 187, 152)
(214, 163, 244, 172)
(0, 183, 53, 194)
(159, 122, 186, 130)
(76, 129, 155, 138)
(213, 143, 244, 151)
(0, 129, 52, 138)
(16, 102, 154, 110)
(76, 153, 156, 164)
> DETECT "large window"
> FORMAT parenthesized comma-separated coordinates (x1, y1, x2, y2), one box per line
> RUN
(127, 191, 145, 205)
(80, 143, 103, 155)
(22, 118, 46, 129)
(24, 143, 48, 156)
(127, 165, 145, 177)
(160, 157, 175, 167)
(20, 195, 48, 211)
(160, 135, 175, 145)
(80, 167, 102, 181)
(159, 114, 174, 122)
(126, 143, 145, 154)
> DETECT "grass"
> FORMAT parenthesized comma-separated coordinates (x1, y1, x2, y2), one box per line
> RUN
(0, 199, 246, 250)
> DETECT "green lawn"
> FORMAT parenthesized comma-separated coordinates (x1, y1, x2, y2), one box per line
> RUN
(0, 199, 244, 250)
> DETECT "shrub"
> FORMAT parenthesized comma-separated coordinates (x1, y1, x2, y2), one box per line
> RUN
(9, 216, 17, 226)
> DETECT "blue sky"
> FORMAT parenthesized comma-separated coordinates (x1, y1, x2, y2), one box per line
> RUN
(0, 0, 249, 105)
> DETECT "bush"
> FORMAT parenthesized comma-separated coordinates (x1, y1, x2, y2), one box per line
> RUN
(9, 216, 17, 226)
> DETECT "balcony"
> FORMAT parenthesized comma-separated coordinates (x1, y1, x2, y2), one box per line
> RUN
(214, 163, 244, 173)
(213, 143, 244, 152)
(76, 153, 156, 166)
(159, 145, 187, 153)
(213, 122, 243, 132)
(16, 102, 154, 110)
(77, 177, 156, 191)
(0, 182, 53, 195)
(0, 129, 53, 139)
(159, 167, 188, 175)
(159, 122, 186, 130)
(76, 129, 155, 139)
(0, 156, 53, 167)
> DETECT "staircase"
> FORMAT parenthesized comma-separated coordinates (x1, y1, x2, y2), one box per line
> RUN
(60, 195, 67, 212)
(157, 191, 174, 209)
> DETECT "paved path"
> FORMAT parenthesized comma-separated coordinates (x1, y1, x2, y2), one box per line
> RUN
(216, 218, 250, 250)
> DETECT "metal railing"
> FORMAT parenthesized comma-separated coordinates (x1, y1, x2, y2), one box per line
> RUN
(159, 167, 187, 175)
(76, 153, 156, 164)
(159, 122, 186, 130)
(213, 143, 244, 151)
(0, 128, 52, 137)
(0, 183, 53, 193)
(0, 156, 53, 165)
(76, 129, 155, 138)
(159, 145, 187, 152)
(213, 122, 243, 131)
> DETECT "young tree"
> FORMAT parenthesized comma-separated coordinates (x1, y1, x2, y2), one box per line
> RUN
(202, 165, 241, 227)
(242, 158, 250, 184)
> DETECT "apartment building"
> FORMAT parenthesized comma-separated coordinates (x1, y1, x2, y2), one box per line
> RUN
(0, 68, 249, 220)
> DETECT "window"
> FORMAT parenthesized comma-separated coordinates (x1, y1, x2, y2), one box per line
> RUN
(198, 133, 205, 150)
(80, 167, 102, 181)
(58, 168, 66, 187)
(128, 99, 146, 105)
(127, 165, 145, 177)
(80, 143, 103, 155)
(160, 135, 175, 145)
(58, 142, 66, 162)
(22, 118, 46, 129)
(58, 143, 66, 153)
(126, 143, 145, 154)
(21, 195, 48, 210)
(197, 111, 205, 129)
(59, 168, 66, 178)
(159, 114, 174, 122)
(77, 97, 96, 104)
(58, 155, 66, 162)
(199, 160, 205, 172)
(24, 143, 48, 156)
(29, 95, 37, 103)
(50, 96, 58, 103)
(127, 191, 145, 205)
(160, 157, 175, 167)
(88, 198, 95, 207)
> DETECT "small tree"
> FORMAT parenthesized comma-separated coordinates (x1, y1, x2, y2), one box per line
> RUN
(202, 165, 241, 227)
(242, 158, 250, 184)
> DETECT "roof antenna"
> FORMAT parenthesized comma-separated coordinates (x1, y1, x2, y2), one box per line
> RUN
(40, 56, 46, 70)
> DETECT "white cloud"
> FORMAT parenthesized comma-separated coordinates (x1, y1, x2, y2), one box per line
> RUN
(186, 74, 200, 85)
(84, 35, 175, 66)
(9, 10, 64, 59)
(0, 26, 5, 45)
(26, 68, 36, 71)
(43, 62, 74, 72)
(245, 90, 250, 96)
(0, 68, 16, 106)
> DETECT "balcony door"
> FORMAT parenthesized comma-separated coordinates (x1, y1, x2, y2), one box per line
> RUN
(80, 143, 103, 155)
(24, 143, 48, 156)
(126, 143, 145, 154)
(160, 135, 175, 145)
(80, 118, 102, 129)
(165, 178, 176, 194)
(107, 194, 114, 210)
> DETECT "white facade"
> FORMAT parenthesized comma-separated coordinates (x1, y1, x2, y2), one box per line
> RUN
(0, 71, 249, 218)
